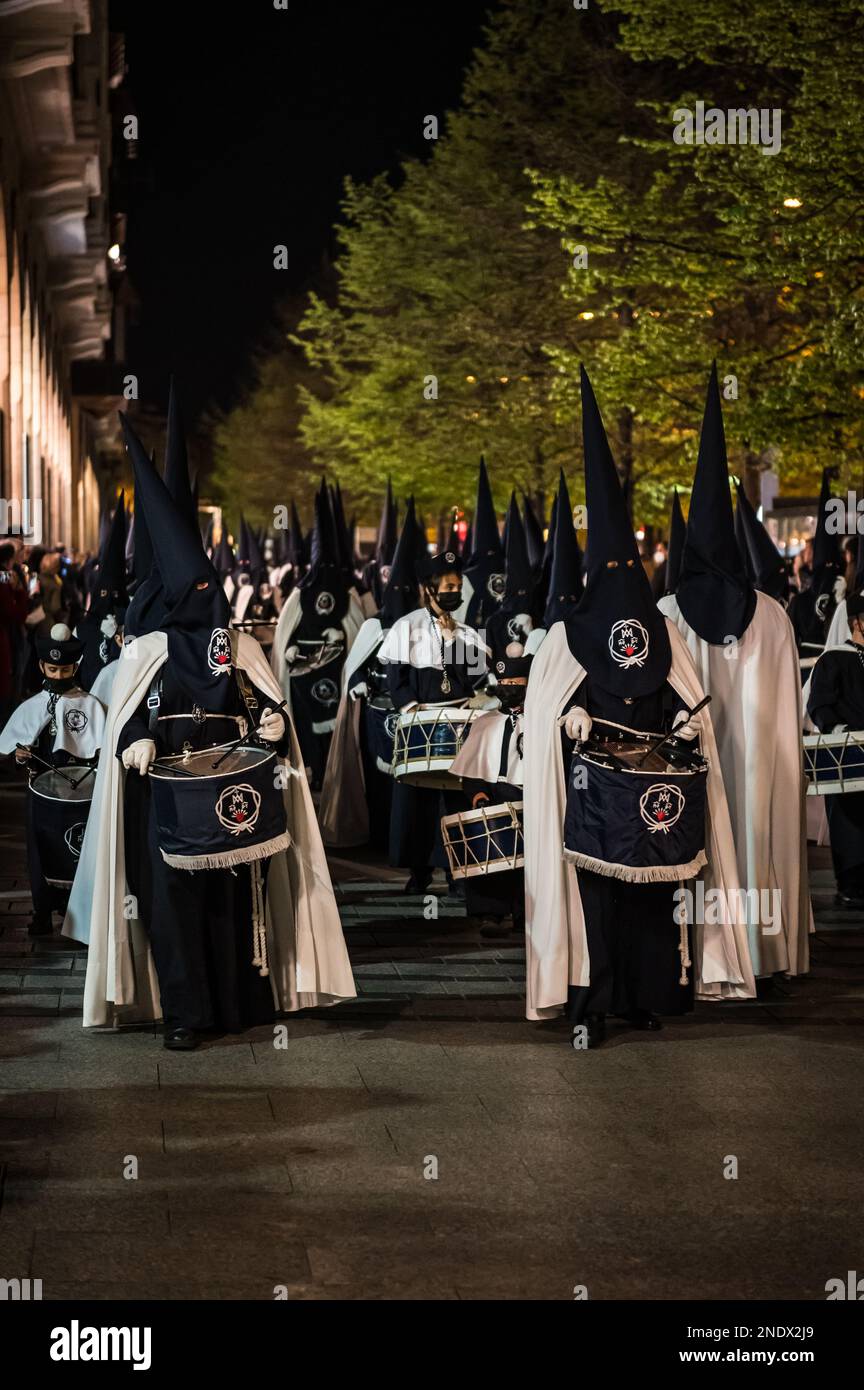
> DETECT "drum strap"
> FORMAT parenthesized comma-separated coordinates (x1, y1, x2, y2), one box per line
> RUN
(146, 676, 162, 735)
(235, 668, 259, 721)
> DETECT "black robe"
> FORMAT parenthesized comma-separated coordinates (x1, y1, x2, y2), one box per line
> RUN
(25, 727, 97, 928)
(117, 666, 289, 1032)
(807, 642, 864, 895)
(76, 612, 121, 692)
(346, 643, 393, 852)
(287, 612, 345, 790)
(461, 714, 524, 923)
(562, 677, 693, 1021)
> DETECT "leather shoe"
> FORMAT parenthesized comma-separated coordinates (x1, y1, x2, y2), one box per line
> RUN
(572, 1013, 605, 1050)
(163, 1026, 200, 1051)
(626, 1009, 662, 1031)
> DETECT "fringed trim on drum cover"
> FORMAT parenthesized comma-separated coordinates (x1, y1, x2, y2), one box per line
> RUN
(159, 830, 292, 873)
(561, 847, 707, 884)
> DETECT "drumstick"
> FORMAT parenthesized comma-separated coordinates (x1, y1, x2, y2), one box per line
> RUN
(149, 760, 198, 778)
(211, 698, 290, 769)
(635, 695, 712, 768)
(18, 747, 79, 787)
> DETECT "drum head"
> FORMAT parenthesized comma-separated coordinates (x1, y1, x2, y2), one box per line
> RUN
(30, 768, 94, 803)
(149, 743, 276, 780)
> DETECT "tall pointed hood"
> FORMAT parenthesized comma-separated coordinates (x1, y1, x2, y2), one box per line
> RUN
(812, 467, 843, 576)
(543, 471, 583, 629)
(464, 455, 505, 618)
(486, 493, 536, 658)
(90, 491, 128, 618)
(564, 367, 671, 696)
(164, 378, 197, 534)
(121, 413, 232, 710)
(675, 364, 756, 644)
(734, 481, 787, 600)
(289, 501, 306, 571)
(380, 497, 420, 629)
(522, 494, 544, 571)
(211, 529, 235, 577)
(376, 478, 398, 567)
(299, 483, 349, 625)
(665, 489, 686, 595)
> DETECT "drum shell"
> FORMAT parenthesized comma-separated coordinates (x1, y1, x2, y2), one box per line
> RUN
(148, 745, 290, 871)
(441, 800, 524, 879)
(29, 769, 93, 888)
(564, 754, 707, 883)
(803, 731, 864, 795)
(392, 705, 478, 789)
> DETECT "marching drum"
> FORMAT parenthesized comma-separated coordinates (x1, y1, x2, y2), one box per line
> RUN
(148, 743, 290, 870)
(803, 729, 864, 795)
(391, 703, 480, 789)
(232, 616, 278, 651)
(441, 800, 524, 880)
(29, 766, 94, 888)
(563, 719, 708, 883)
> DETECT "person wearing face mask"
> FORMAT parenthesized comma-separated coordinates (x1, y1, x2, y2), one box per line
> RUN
(448, 653, 532, 938)
(61, 416, 355, 1049)
(0, 623, 107, 935)
(378, 550, 490, 893)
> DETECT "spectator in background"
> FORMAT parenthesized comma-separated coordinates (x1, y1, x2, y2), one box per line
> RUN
(0, 542, 29, 723)
(793, 537, 814, 592)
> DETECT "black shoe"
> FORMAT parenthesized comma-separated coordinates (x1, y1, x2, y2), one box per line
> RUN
(479, 917, 512, 939)
(404, 873, 431, 895)
(835, 891, 864, 910)
(27, 916, 53, 937)
(163, 1027, 200, 1051)
(572, 1013, 605, 1050)
(625, 1009, 663, 1031)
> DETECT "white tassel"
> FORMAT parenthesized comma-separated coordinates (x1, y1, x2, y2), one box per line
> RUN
(250, 859, 269, 977)
(562, 847, 707, 884)
(159, 830, 291, 872)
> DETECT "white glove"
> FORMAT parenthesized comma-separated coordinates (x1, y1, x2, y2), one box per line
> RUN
(285, 644, 299, 665)
(833, 723, 849, 734)
(673, 709, 700, 740)
(258, 706, 285, 743)
(122, 738, 156, 775)
(349, 681, 368, 701)
(561, 707, 592, 743)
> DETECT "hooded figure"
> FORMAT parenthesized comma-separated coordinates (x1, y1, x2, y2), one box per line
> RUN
(362, 478, 398, 608)
(319, 499, 422, 850)
(824, 519, 864, 650)
(651, 489, 685, 599)
(522, 494, 545, 573)
(463, 457, 505, 628)
(271, 483, 365, 788)
(734, 481, 788, 604)
(62, 416, 354, 1046)
(76, 491, 128, 691)
(522, 366, 755, 1034)
(790, 469, 846, 655)
(232, 517, 275, 641)
(659, 366, 811, 979)
(485, 494, 536, 662)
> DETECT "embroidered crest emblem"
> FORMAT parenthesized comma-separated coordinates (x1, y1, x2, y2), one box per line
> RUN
(207, 628, 232, 674)
(487, 572, 506, 600)
(814, 592, 831, 622)
(496, 660, 505, 674)
(639, 782, 684, 834)
(384, 711, 400, 739)
(444, 552, 456, 564)
(50, 648, 61, 661)
(609, 619, 650, 669)
(315, 591, 335, 616)
(311, 677, 339, 706)
(64, 821, 86, 860)
(64, 708, 88, 734)
(215, 783, 261, 836)
(379, 564, 392, 586)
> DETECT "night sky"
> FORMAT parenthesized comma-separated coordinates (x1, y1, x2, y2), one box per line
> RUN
(111, 1, 495, 421)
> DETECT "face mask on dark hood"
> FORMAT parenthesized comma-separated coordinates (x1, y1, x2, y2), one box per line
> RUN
(432, 588, 462, 614)
(163, 575, 234, 711)
(43, 674, 78, 695)
(495, 684, 526, 711)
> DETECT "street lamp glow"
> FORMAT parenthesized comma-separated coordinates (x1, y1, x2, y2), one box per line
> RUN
(578, 311, 595, 321)
(107, 243, 121, 261)
(783, 197, 803, 208)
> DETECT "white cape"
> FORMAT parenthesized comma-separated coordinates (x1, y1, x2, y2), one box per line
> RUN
(450, 708, 523, 787)
(522, 620, 756, 1020)
(0, 687, 106, 760)
(62, 629, 356, 1027)
(659, 591, 811, 976)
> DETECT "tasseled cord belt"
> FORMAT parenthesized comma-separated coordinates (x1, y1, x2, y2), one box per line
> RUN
(224, 859, 269, 978)
(675, 895, 691, 986)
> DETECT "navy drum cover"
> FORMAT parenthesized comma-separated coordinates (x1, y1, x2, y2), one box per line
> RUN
(564, 752, 707, 883)
(365, 699, 399, 775)
(148, 743, 290, 871)
(441, 800, 524, 879)
(29, 767, 94, 888)
(392, 704, 478, 789)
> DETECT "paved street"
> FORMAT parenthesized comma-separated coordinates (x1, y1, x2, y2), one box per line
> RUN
(1, 764, 862, 1301)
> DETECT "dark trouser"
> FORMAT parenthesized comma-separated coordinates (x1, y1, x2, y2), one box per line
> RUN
(25, 794, 69, 926)
(389, 780, 461, 878)
(566, 870, 693, 1023)
(145, 812, 275, 1032)
(460, 778, 524, 922)
(826, 791, 864, 896)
